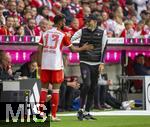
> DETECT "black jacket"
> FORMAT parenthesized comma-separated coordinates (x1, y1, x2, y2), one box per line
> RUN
(16, 62, 36, 78)
(0, 67, 13, 80)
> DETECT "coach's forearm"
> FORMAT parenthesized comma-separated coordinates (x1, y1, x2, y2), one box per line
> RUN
(69, 45, 84, 52)
(69, 44, 93, 52)
(37, 45, 43, 66)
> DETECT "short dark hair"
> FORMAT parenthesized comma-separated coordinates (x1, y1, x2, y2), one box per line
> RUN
(87, 13, 98, 21)
(141, 10, 149, 15)
(53, 14, 65, 25)
(27, 18, 35, 23)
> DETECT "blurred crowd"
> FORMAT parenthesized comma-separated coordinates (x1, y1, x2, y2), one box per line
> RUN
(0, 0, 149, 38)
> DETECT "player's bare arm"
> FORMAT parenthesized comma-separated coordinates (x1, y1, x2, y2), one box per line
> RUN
(37, 44, 43, 66)
(69, 43, 94, 52)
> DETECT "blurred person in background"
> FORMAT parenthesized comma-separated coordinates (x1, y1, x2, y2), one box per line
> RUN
(14, 25, 25, 36)
(89, 0, 97, 12)
(133, 20, 147, 38)
(82, 5, 91, 17)
(49, 2, 62, 22)
(36, 6, 50, 25)
(81, 0, 89, 8)
(59, 53, 80, 111)
(17, 0, 25, 17)
(61, 0, 73, 26)
(133, 0, 148, 21)
(31, 7, 37, 19)
(13, 16, 20, 28)
(144, 20, 150, 38)
(94, 63, 135, 110)
(131, 54, 150, 92)
(24, 18, 40, 36)
(140, 10, 150, 23)
(15, 60, 38, 79)
(15, 52, 39, 79)
(22, 9, 32, 24)
(0, 50, 13, 80)
(0, 16, 14, 35)
(68, 0, 82, 17)
(123, 0, 137, 19)
(133, 54, 150, 75)
(120, 20, 134, 38)
(0, 4, 5, 25)
(94, 63, 112, 110)
(113, 6, 125, 37)
(3, 0, 17, 17)
(101, 11, 116, 37)
(102, 0, 112, 14)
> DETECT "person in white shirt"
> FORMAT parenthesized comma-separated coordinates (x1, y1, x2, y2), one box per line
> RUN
(95, 63, 135, 110)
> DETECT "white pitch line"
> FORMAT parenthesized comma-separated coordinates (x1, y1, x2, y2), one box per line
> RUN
(57, 110, 150, 116)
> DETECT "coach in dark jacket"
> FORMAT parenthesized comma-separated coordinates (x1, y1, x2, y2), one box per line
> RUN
(71, 14, 107, 120)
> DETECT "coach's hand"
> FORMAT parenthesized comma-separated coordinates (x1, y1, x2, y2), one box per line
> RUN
(82, 43, 94, 51)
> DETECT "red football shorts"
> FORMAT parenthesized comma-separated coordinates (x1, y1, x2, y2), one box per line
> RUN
(40, 70, 64, 84)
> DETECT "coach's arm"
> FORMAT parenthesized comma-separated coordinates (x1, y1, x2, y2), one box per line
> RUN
(69, 43, 94, 52)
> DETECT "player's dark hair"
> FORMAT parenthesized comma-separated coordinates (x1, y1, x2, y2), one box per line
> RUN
(54, 14, 65, 25)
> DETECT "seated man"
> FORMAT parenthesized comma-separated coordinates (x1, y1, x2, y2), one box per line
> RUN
(59, 53, 80, 111)
(134, 54, 150, 75)
(15, 52, 39, 79)
(95, 63, 135, 110)
(16, 60, 38, 79)
(94, 63, 112, 110)
(0, 50, 13, 80)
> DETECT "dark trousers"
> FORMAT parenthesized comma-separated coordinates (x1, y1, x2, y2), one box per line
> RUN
(59, 82, 74, 110)
(94, 85, 122, 109)
(80, 63, 99, 112)
(0, 83, 2, 102)
(94, 85, 107, 106)
(105, 92, 122, 109)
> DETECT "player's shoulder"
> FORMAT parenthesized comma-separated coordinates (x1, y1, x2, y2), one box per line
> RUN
(43, 27, 65, 36)
(45, 27, 56, 33)
(52, 27, 65, 36)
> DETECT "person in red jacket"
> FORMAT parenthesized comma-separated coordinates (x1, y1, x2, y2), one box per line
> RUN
(0, 16, 14, 35)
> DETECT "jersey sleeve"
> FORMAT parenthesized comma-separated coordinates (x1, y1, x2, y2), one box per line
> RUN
(62, 34, 72, 47)
(39, 36, 44, 46)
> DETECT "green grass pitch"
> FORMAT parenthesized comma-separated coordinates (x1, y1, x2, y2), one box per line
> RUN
(1, 115, 150, 127)
(51, 116, 150, 127)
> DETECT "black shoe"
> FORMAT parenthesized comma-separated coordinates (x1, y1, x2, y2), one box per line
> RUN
(84, 114, 97, 120)
(36, 114, 44, 119)
(77, 110, 84, 121)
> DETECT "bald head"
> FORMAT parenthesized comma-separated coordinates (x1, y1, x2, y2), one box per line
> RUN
(39, 19, 53, 32)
